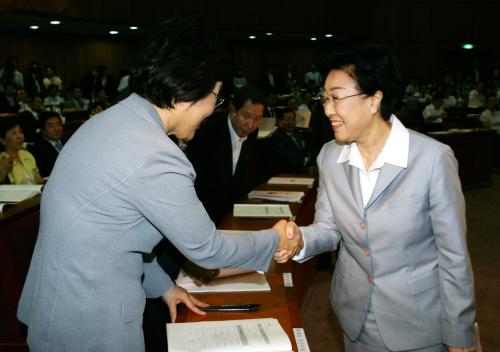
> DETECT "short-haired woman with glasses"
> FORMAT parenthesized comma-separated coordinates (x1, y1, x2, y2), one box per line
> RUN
(17, 17, 300, 352)
(277, 43, 477, 352)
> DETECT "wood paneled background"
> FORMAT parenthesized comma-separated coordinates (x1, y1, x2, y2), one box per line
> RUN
(1, 0, 499, 86)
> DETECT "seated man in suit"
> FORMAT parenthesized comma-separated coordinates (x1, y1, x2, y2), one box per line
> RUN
(18, 96, 47, 143)
(270, 108, 310, 175)
(28, 112, 64, 178)
(186, 85, 267, 225)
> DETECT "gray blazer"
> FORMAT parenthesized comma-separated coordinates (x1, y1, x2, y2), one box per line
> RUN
(300, 129, 476, 350)
(17, 94, 279, 352)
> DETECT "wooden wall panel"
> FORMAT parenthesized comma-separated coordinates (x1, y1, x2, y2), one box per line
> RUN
(0, 31, 138, 90)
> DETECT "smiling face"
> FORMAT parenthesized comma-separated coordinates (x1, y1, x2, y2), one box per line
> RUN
(229, 100, 264, 138)
(323, 69, 381, 144)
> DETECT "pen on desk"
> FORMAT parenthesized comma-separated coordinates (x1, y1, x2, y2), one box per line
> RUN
(201, 304, 261, 312)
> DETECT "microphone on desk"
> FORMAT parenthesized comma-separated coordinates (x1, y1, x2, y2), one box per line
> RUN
(201, 304, 261, 312)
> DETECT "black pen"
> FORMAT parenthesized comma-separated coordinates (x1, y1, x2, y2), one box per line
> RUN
(201, 304, 261, 312)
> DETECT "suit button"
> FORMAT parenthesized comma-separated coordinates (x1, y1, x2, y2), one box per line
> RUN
(360, 221, 366, 230)
(363, 248, 370, 256)
(367, 276, 373, 284)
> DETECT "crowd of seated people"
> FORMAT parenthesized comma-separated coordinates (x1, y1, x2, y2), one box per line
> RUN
(0, 55, 126, 183)
(399, 66, 500, 133)
(2, 51, 500, 186)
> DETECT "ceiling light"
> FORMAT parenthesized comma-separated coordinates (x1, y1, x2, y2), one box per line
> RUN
(249, 35, 256, 39)
(325, 34, 333, 38)
(109, 30, 119, 35)
(310, 37, 317, 41)
(266, 32, 273, 36)
(29, 25, 39, 30)
(129, 26, 138, 30)
(50, 20, 61, 25)
(462, 43, 474, 50)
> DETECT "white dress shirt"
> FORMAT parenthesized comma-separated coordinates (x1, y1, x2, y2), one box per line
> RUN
(422, 103, 446, 123)
(228, 117, 247, 175)
(295, 115, 409, 258)
(479, 109, 500, 133)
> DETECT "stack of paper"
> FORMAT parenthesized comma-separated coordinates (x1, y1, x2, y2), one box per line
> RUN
(0, 184, 42, 203)
(248, 190, 304, 203)
(167, 318, 292, 352)
(267, 177, 315, 186)
(233, 204, 292, 218)
(0, 184, 43, 212)
(176, 271, 270, 293)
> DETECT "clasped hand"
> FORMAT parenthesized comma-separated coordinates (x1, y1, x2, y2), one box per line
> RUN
(272, 220, 303, 264)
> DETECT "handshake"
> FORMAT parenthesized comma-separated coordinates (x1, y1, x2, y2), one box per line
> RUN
(272, 220, 304, 264)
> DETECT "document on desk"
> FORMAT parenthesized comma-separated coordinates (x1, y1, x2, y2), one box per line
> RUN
(233, 204, 292, 218)
(167, 318, 292, 352)
(248, 190, 304, 203)
(267, 177, 314, 186)
(0, 184, 42, 203)
(176, 271, 271, 293)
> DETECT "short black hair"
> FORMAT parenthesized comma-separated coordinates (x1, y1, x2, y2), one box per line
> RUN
(277, 108, 296, 120)
(327, 42, 402, 120)
(129, 17, 229, 109)
(39, 112, 62, 130)
(232, 85, 267, 111)
(0, 116, 21, 140)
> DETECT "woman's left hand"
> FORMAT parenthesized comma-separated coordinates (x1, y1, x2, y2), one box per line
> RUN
(162, 285, 209, 322)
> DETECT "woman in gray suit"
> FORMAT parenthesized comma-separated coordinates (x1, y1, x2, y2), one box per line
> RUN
(276, 43, 476, 351)
(17, 18, 300, 352)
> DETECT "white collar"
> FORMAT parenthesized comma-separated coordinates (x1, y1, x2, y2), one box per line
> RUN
(227, 115, 247, 148)
(337, 115, 409, 170)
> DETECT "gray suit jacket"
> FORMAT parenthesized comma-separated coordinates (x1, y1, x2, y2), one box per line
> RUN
(300, 128, 476, 350)
(17, 93, 279, 352)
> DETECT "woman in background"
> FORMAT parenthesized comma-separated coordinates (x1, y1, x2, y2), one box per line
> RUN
(0, 117, 43, 184)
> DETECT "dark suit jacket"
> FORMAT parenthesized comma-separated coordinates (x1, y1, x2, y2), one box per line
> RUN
(28, 137, 61, 178)
(0, 92, 18, 113)
(186, 113, 260, 225)
(269, 128, 309, 175)
(18, 111, 40, 143)
(24, 73, 44, 98)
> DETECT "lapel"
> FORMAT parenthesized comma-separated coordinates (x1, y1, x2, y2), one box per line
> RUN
(221, 121, 234, 177)
(342, 162, 364, 215)
(366, 163, 404, 209)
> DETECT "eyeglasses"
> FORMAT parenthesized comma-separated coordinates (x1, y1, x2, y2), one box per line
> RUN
(316, 91, 365, 107)
(211, 91, 224, 108)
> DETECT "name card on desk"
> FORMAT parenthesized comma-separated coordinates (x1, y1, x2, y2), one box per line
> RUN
(167, 318, 292, 352)
(233, 204, 292, 218)
(248, 190, 304, 203)
(268, 177, 314, 186)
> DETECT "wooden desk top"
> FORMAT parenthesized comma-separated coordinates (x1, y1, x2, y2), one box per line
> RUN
(0, 195, 41, 224)
(176, 175, 318, 352)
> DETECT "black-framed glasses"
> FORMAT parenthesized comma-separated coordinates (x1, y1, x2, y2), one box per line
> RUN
(316, 91, 364, 107)
(211, 91, 224, 108)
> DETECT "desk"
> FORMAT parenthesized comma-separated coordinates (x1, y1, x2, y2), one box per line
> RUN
(0, 196, 40, 351)
(176, 176, 318, 351)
